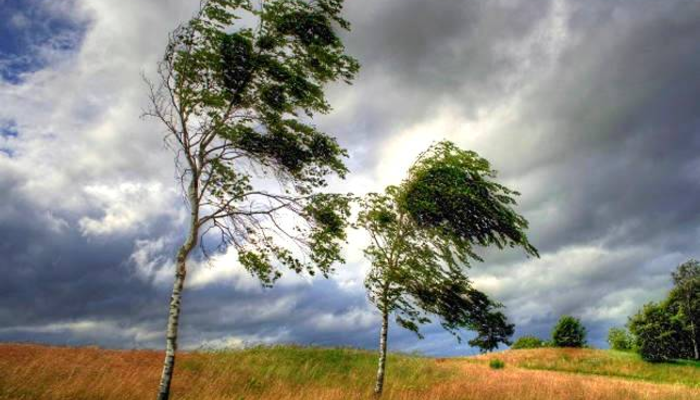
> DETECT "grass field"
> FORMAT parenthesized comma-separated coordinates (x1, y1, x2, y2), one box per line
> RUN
(472, 348, 700, 387)
(0, 343, 698, 400)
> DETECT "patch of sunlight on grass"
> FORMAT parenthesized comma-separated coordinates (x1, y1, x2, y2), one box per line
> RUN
(477, 348, 700, 388)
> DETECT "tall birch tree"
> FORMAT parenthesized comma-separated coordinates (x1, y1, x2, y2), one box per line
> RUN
(357, 141, 538, 396)
(144, 1, 358, 398)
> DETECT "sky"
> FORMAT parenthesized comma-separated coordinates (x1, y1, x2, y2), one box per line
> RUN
(1, 0, 699, 356)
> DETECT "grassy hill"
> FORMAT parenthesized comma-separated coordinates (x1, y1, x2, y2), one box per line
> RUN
(0, 343, 698, 400)
(472, 347, 700, 387)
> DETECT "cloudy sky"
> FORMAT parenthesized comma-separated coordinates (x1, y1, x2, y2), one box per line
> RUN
(1, 0, 700, 356)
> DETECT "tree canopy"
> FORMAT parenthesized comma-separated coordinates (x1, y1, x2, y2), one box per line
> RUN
(628, 260, 699, 361)
(511, 335, 547, 350)
(607, 327, 634, 351)
(551, 315, 587, 348)
(401, 141, 538, 257)
(670, 260, 699, 360)
(628, 302, 688, 362)
(148, 0, 360, 284)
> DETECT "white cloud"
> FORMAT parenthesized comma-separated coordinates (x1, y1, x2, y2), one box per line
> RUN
(0, 0, 192, 215)
(194, 332, 289, 350)
(308, 307, 377, 332)
(472, 243, 679, 327)
(10, 13, 29, 29)
(129, 237, 174, 285)
(188, 249, 267, 292)
(0, 319, 162, 346)
(78, 182, 181, 237)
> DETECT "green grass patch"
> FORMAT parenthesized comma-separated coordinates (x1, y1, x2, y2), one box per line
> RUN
(489, 359, 505, 369)
(186, 345, 456, 394)
(479, 348, 700, 388)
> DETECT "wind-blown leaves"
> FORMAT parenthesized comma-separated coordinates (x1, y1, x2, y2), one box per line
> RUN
(402, 141, 538, 258)
(150, 0, 359, 280)
(358, 140, 537, 349)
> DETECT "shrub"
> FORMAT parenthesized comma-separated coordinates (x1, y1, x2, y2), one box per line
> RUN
(511, 335, 546, 349)
(489, 358, 505, 369)
(552, 316, 587, 348)
(607, 327, 633, 351)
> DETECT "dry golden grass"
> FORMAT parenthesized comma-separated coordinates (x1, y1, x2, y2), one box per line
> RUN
(0, 343, 698, 400)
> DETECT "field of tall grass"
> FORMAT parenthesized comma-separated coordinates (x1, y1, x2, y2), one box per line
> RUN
(0, 343, 698, 400)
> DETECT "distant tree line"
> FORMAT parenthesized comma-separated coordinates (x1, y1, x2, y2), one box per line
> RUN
(511, 315, 588, 349)
(607, 260, 699, 362)
(507, 261, 699, 365)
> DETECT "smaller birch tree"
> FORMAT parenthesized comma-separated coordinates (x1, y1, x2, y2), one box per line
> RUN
(357, 141, 538, 396)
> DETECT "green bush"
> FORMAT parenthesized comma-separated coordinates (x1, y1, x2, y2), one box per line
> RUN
(511, 335, 546, 349)
(607, 327, 634, 351)
(628, 302, 689, 362)
(489, 358, 505, 369)
(552, 316, 587, 348)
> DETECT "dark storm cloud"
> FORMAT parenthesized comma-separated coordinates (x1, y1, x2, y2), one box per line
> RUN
(348, 0, 548, 92)
(327, 0, 557, 159)
(1, 0, 700, 356)
(0, 171, 162, 342)
(484, 0, 700, 259)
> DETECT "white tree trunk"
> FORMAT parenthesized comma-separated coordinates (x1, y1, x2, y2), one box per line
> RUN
(156, 251, 188, 400)
(373, 306, 389, 396)
(157, 182, 199, 400)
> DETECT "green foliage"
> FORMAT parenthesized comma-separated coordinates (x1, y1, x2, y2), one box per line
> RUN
(401, 141, 538, 259)
(670, 260, 699, 360)
(151, 0, 359, 282)
(489, 358, 505, 369)
(552, 316, 587, 348)
(628, 301, 689, 362)
(196, 345, 454, 390)
(627, 260, 699, 362)
(607, 327, 633, 351)
(303, 194, 352, 275)
(511, 335, 547, 350)
(357, 141, 538, 352)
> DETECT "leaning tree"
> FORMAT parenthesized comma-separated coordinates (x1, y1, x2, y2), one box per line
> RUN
(356, 141, 538, 396)
(144, 1, 359, 398)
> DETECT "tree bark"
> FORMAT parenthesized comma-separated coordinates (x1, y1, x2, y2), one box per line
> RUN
(374, 305, 389, 397)
(157, 182, 199, 400)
